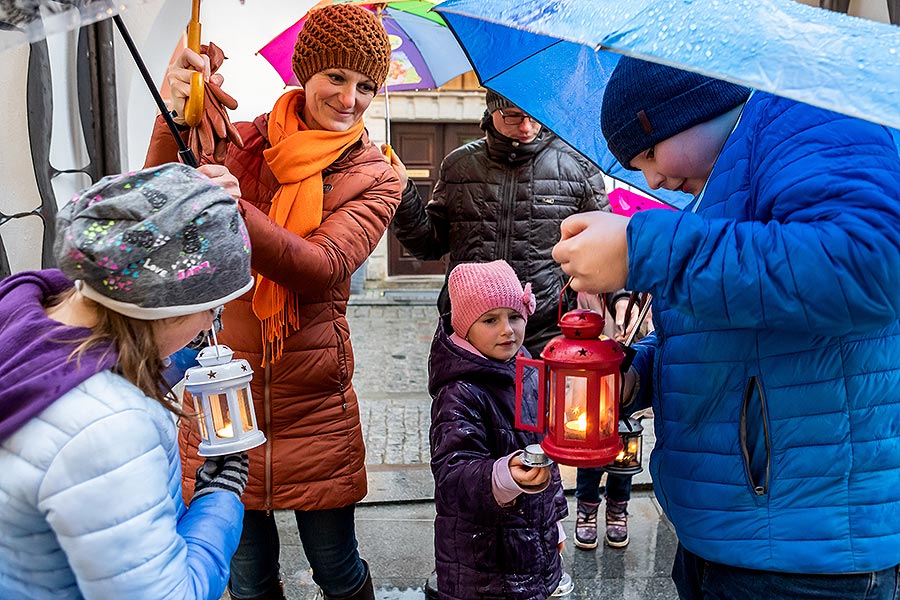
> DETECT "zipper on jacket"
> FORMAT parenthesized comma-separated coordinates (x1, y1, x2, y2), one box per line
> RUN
(334, 322, 350, 408)
(264, 362, 273, 510)
(651, 325, 672, 513)
(740, 375, 771, 496)
(496, 169, 516, 261)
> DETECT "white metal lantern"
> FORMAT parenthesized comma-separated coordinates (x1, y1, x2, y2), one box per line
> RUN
(184, 343, 265, 457)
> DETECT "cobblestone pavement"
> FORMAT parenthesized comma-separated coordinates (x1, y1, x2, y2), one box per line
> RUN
(223, 294, 674, 600)
(348, 302, 437, 468)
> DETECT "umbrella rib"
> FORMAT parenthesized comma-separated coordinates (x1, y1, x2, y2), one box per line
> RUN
(442, 17, 564, 88)
(481, 39, 566, 86)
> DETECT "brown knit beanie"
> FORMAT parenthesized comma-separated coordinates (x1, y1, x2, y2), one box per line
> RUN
(292, 4, 392, 88)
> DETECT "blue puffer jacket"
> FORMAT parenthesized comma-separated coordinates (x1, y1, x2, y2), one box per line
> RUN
(0, 370, 243, 599)
(429, 315, 568, 599)
(628, 93, 900, 574)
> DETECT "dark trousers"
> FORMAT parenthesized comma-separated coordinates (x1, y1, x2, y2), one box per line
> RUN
(228, 506, 366, 598)
(574, 467, 632, 504)
(673, 543, 900, 600)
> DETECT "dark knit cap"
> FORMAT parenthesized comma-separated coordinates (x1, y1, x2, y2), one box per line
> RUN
(292, 4, 392, 87)
(601, 57, 751, 169)
(54, 163, 253, 319)
(485, 90, 516, 113)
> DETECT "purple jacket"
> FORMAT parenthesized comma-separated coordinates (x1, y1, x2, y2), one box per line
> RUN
(429, 314, 568, 600)
(0, 270, 116, 442)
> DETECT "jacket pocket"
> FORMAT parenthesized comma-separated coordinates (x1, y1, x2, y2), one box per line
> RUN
(740, 376, 771, 496)
(534, 195, 576, 206)
(333, 321, 351, 400)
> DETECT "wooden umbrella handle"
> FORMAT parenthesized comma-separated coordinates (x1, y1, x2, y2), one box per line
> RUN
(184, 0, 204, 128)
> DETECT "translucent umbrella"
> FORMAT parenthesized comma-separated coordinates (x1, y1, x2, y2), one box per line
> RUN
(435, 0, 900, 208)
(0, 0, 140, 51)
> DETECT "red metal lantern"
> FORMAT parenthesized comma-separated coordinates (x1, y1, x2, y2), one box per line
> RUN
(515, 306, 626, 467)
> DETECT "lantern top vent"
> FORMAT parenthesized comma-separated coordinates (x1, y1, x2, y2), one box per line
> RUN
(541, 310, 624, 369)
(559, 309, 605, 339)
(197, 344, 235, 366)
(185, 344, 253, 386)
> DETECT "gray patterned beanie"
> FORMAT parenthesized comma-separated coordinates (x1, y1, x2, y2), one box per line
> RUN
(55, 163, 253, 319)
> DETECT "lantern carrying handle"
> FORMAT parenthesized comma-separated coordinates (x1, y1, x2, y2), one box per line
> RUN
(206, 327, 222, 359)
(558, 277, 574, 325)
(623, 293, 653, 347)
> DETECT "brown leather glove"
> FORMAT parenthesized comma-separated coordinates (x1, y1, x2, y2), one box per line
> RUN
(189, 42, 244, 164)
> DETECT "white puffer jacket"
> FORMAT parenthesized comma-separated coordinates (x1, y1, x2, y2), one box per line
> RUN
(0, 370, 244, 599)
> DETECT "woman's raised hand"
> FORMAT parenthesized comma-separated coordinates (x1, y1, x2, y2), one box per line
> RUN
(165, 48, 221, 126)
(198, 164, 241, 199)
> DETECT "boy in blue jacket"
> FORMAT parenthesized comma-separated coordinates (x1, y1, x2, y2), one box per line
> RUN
(552, 56, 900, 599)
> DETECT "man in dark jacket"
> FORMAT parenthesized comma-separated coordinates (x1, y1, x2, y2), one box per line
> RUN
(389, 90, 609, 356)
(387, 91, 634, 560)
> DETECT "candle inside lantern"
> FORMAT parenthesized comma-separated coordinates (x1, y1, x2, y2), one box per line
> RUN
(216, 423, 234, 438)
(564, 410, 588, 439)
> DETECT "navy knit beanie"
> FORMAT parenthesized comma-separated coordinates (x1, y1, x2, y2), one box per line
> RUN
(601, 57, 751, 169)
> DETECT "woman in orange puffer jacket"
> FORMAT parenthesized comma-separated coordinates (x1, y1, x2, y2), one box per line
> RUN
(144, 5, 400, 599)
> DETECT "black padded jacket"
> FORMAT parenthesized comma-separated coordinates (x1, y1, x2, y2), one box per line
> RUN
(391, 118, 609, 356)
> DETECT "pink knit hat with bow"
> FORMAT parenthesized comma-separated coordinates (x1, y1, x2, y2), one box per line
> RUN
(448, 260, 536, 337)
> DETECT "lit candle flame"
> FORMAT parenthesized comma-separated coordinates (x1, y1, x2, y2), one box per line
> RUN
(564, 412, 588, 437)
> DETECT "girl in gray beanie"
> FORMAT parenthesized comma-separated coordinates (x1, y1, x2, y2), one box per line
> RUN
(0, 163, 253, 599)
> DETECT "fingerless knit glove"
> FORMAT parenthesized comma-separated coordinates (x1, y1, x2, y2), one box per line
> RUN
(192, 452, 249, 501)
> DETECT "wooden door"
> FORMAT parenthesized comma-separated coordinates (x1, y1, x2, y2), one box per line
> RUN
(388, 121, 483, 276)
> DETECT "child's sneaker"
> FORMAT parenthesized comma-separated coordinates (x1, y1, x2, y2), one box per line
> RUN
(550, 571, 574, 597)
(605, 499, 629, 547)
(574, 500, 600, 549)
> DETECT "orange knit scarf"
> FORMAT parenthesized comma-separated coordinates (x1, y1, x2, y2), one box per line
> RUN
(253, 89, 364, 364)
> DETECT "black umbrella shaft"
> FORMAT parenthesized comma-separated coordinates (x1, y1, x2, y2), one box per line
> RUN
(112, 15, 198, 168)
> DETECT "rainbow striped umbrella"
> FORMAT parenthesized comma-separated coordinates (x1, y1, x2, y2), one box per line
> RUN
(258, 0, 472, 92)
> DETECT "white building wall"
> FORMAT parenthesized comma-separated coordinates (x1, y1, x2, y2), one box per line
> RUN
(0, 42, 42, 274)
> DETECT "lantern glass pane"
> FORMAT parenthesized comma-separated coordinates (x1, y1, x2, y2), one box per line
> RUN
(192, 394, 208, 439)
(237, 387, 254, 433)
(210, 393, 234, 438)
(517, 364, 540, 429)
(562, 375, 588, 441)
(598, 374, 617, 437)
(627, 436, 641, 457)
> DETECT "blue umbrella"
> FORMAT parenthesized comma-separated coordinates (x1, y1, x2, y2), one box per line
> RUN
(435, 0, 900, 209)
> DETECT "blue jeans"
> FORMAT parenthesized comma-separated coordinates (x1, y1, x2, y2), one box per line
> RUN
(673, 543, 900, 600)
(574, 467, 632, 504)
(228, 506, 366, 598)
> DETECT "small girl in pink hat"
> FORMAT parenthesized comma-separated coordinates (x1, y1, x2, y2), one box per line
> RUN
(428, 259, 571, 599)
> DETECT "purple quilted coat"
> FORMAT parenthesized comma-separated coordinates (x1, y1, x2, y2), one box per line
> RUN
(429, 314, 568, 600)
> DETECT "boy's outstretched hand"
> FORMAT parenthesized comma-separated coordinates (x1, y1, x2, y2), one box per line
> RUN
(509, 454, 551, 489)
(553, 211, 630, 293)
